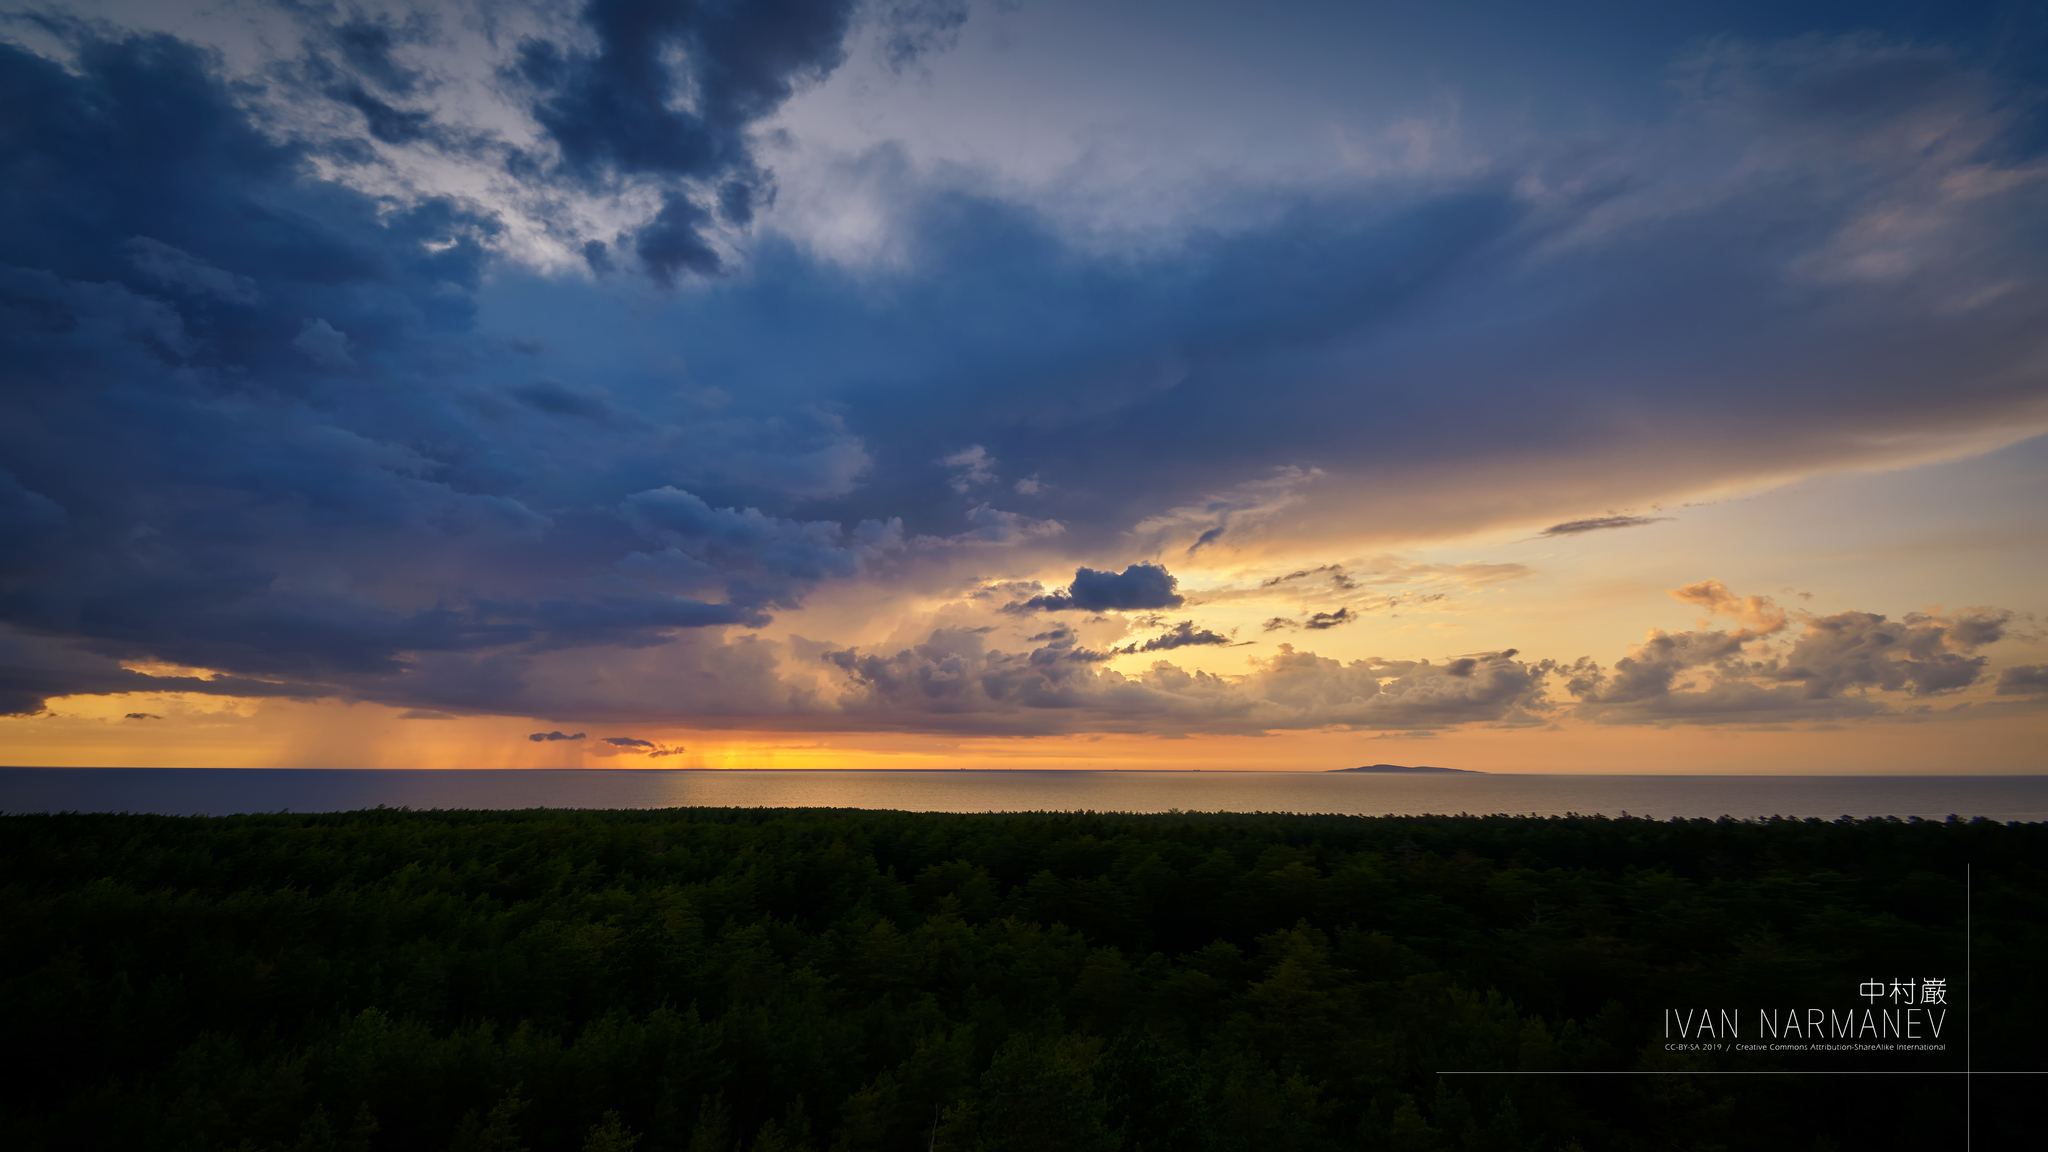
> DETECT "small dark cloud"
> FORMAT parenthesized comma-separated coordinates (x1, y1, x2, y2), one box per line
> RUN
(124, 712, 160, 720)
(879, 0, 970, 73)
(528, 730, 586, 742)
(292, 318, 354, 369)
(636, 192, 723, 286)
(1017, 627, 1112, 663)
(1264, 603, 1386, 631)
(1540, 515, 1671, 537)
(510, 378, 612, 418)
(602, 736, 687, 756)
(1116, 620, 1233, 654)
(1996, 664, 2048, 695)
(1011, 564, 1185, 612)
(1187, 526, 1225, 554)
(331, 16, 422, 94)
(399, 709, 454, 719)
(328, 80, 433, 145)
(126, 236, 259, 303)
(1260, 564, 1354, 591)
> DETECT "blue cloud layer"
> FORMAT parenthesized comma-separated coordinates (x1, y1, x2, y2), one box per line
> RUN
(1, 2, 2042, 731)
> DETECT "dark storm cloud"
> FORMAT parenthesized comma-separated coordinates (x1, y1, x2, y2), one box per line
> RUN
(519, 0, 853, 181)
(529, 730, 587, 741)
(0, 23, 890, 718)
(634, 194, 725, 285)
(3, 7, 2045, 739)
(621, 486, 904, 609)
(513, 0, 859, 280)
(1011, 564, 1185, 612)
(1540, 515, 1671, 537)
(601, 736, 654, 748)
(0, 650, 320, 717)
(639, 37, 2048, 557)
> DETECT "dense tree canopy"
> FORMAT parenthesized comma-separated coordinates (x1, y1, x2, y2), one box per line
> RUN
(2, 807, 2036, 1149)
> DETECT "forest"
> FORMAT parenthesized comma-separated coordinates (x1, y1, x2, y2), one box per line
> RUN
(1, 806, 2038, 1150)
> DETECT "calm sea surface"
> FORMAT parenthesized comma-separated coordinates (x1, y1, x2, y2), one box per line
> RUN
(2, 768, 2045, 821)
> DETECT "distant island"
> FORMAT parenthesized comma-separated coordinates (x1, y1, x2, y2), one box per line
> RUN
(1328, 763, 1484, 774)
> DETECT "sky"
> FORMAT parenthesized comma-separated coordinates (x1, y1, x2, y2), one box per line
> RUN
(1, 0, 2045, 773)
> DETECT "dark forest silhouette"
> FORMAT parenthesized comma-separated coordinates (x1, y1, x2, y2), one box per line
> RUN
(2, 807, 2036, 1149)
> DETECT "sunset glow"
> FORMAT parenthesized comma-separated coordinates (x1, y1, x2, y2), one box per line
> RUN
(3, 0, 2044, 773)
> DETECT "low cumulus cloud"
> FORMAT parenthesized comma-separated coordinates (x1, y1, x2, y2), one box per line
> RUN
(1564, 591, 2017, 725)
(528, 730, 586, 742)
(818, 628, 1548, 736)
(812, 582, 2025, 736)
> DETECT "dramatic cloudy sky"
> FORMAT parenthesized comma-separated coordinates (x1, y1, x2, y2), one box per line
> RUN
(3, 0, 2044, 772)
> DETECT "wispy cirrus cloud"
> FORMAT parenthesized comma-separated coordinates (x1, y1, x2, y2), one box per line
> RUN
(1540, 515, 1671, 537)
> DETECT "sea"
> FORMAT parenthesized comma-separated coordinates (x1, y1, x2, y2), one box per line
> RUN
(2, 768, 2046, 822)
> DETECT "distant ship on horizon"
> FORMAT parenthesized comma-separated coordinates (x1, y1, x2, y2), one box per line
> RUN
(1328, 763, 1484, 774)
